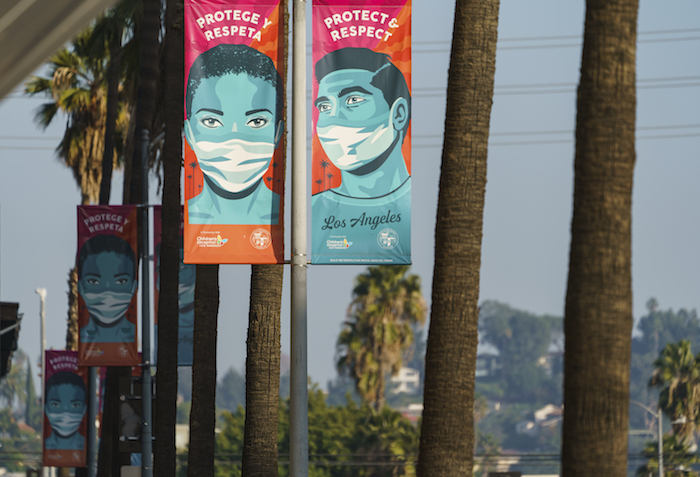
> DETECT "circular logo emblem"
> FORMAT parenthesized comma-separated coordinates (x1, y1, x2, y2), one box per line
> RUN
(250, 228, 272, 250)
(377, 228, 399, 250)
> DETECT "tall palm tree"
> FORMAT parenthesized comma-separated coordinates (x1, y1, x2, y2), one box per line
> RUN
(241, 5, 287, 475)
(336, 266, 427, 411)
(25, 28, 122, 205)
(649, 340, 700, 441)
(561, 0, 639, 476)
(153, 0, 184, 474)
(416, 1, 499, 475)
(241, 265, 284, 476)
(188, 265, 220, 477)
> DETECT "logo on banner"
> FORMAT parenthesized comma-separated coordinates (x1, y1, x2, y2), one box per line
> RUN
(377, 228, 399, 250)
(196, 232, 229, 248)
(250, 229, 272, 250)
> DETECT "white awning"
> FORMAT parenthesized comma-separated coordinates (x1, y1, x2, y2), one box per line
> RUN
(0, 0, 118, 98)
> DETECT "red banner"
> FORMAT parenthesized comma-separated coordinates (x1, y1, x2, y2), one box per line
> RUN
(184, 0, 285, 264)
(42, 351, 87, 467)
(77, 206, 139, 367)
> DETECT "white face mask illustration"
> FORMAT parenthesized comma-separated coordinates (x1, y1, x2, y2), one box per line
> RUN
(48, 411, 85, 437)
(317, 120, 396, 170)
(186, 122, 275, 194)
(81, 290, 134, 325)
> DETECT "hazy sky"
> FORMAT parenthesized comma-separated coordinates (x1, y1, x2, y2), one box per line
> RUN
(1, 0, 698, 392)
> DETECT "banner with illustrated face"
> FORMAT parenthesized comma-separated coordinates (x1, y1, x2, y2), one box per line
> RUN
(311, 0, 411, 264)
(43, 351, 87, 467)
(154, 206, 196, 366)
(184, 0, 285, 264)
(77, 206, 139, 367)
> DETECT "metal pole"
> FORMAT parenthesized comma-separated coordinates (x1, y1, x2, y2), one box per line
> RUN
(140, 129, 153, 477)
(290, 1, 308, 476)
(658, 408, 663, 477)
(86, 366, 98, 477)
(35, 288, 46, 477)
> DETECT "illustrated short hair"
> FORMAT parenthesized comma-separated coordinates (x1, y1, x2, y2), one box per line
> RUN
(46, 371, 87, 399)
(186, 44, 283, 120)
(78, 234, 136, 280)
(315, 47, 411, 136)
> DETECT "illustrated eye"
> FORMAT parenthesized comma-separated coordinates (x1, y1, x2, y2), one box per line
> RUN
(246, 117, 269, 129)
(345, 95, 365, 107)
(49, 402, 60, 409)
(86, 278, 100, 286)
(115, 278, 129, 285)
(200, 116, 223, 129)
(72, 402, 83, 409)
(316, 102, 332, 113)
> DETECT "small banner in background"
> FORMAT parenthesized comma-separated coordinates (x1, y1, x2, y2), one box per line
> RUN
(77, 205, 139, 367)
(42, 351, 87, 467)
(184, 0, 286, 264)
(154, 206, 196, 366)
(311, 0, 412, 264)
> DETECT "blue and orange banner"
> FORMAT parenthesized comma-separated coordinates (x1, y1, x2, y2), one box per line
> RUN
(184, 0, 285, 264)
(154, 206, 196, 366)
(43, 351, 87, 467)
(77, 206, 139, 367)
(311, 0, 412, 264)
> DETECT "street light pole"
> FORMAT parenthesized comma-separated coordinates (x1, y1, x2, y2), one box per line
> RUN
(631, 400, 663, 477)
(35, 288, 46, 477)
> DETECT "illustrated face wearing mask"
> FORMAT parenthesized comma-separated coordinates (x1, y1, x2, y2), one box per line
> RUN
(45, 382, 87, 438)
(185, 73, 282, 195)
(78, 251, 137, 327)
(315, 69, 403, 171)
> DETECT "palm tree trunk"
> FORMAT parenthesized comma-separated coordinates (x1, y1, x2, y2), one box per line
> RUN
(98, 42, 122, 205)
(187, 265, 219, 477)
(417, 1, 499, 476)
(153, 0, 184, 474)
(561, 1, 638, 476)
(126, 0, 160, 206)
(242, 264, 284, 476)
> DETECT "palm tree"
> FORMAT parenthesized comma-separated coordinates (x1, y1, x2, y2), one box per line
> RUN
(649, 340, 700, 441)
(25, 28, 123, 205)
(188, 160, 198, 196)
(153, 0, 184, 474)
(336, 266, 427, 411)
(326, 172, 334, 188)
(241, 265, 284, 476)
(241, 5, 287, 474)
(315, 178, 323, 193)
(636, 435, 699, 477)
(319, 159, 329, 189)
(416, 1, 499, 475)
(561, 0, 639, 475)
(188, 264, 220, 477)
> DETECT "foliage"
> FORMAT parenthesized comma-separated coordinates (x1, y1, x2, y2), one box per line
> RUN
(216, 367, 246, 413)
(636, 434, 700, 477)
(215, 385, 420, 477)
(631, 301, 700, 410)
(0, 350, 28, 411)
(24, 27, 131, 204)
(336, 266, 427, 411)
(649, 340, 700, 440)
(478, 301, 562, 404)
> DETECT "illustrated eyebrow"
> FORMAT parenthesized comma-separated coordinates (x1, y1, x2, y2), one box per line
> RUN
(246, 108, 272, 116)
(196, 108, 224, 115)
(314, 96, 330, 108)
(339, 86, 372, 97)
(115, 273, 131, 278)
